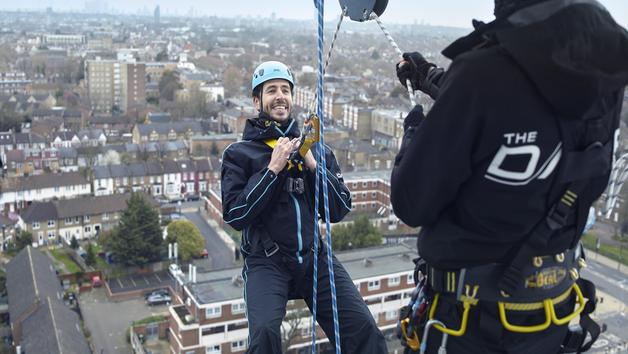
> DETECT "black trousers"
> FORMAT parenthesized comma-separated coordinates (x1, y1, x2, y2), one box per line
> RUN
(422, 293, 574, 354)
(242, 245, 387, 354)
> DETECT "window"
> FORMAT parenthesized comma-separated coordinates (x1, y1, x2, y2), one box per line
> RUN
(407, 273, 414, 285)
(385, 310, 398, 321)
(75, 217, 80, 223)
(48, 220, 55, 227)
(32, 222, 40, 230)
(206, 345, 221, 354)
(205, 306, 222, 318)
(103, 213, 109, 220)
(362, 181, 368, 187)
(47, 231, 55, 239)
(372, 192, 377, 198)
(85, 226, 91, 233)
(65, 218, 72, 225)
(368, 279, 380, 291)
(231, 302, 246, 314)
(54, 186, 59, 192)
(231, 339, 247, 352)
(84, 215, 90, 222)
(389, 276, 400, 287)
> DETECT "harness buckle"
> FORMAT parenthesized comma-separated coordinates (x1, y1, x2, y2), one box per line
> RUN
(285, 177, 305, 195)
(264, 242, 280, 257)
(546, 204, 570, 230)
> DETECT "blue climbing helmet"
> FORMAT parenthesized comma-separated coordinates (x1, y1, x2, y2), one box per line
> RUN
(251, 61, 294, 94)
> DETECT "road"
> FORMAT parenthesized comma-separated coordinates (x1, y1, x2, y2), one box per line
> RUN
(583, 259, 628, 306)
(183, 211, 234, 270)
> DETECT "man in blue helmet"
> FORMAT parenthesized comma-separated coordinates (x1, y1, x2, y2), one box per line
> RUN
(391, 1, 628, 354)
(221, 61, 387, 353)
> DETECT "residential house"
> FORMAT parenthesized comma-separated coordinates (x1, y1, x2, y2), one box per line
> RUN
(133, 122, 204, 143)
(51, 131, 81, 148)
(0, 172, 91, 213)
(6, 247, 91, 353)
(90, 115, 134, 138)
(371, 109, 407, 152)
(190, 133, 238, 158)
(328, 139, 396, 172)
(19, 193, 156, 245)
(0, 214, 18, 250)
(76, 128, 107, 147)
(58, 147, 79, 172)
(168, 244, 417, 354)
(3, 150, 30, 177)
(342, 104, 373, 141)
(92, 159, 211, 199)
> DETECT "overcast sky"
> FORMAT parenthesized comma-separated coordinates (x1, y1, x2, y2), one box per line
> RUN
(1, 0, 627, 28)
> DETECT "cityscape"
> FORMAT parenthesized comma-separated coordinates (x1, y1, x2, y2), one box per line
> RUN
(0, 2, 627, 354)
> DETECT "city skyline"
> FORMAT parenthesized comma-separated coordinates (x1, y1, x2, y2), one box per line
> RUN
(0, 0, 626, 28)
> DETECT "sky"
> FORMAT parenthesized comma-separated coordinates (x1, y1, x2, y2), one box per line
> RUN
(0, 0, 627, 29)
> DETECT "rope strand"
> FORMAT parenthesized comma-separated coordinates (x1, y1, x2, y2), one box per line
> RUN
(370, 13, 417, 107)
(308, 9, 347, 115)
(313, 1, 342, 353)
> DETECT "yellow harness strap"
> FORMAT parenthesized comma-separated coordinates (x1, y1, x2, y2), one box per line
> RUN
(264, 139, 303, 171)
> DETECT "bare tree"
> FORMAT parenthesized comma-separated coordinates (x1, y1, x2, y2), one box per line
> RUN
(281, 306, 310, 353)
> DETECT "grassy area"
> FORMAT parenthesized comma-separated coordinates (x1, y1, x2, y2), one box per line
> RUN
(50, 249, 82, 273)
(582, 233, 628, 266)
(133, 315, 167, 326)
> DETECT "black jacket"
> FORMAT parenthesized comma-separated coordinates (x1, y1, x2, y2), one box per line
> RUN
(221, 115, 352, 261)
(391, 0, 628, 269)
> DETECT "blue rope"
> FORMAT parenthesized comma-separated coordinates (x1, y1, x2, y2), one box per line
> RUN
(312, 0, 342, 353)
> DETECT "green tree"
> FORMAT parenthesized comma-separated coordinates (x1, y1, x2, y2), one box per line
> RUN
(85, 243, 97, 266)
(158, 70, 182, 102)
(166, 220, 204, 262)
(106, 193, 163, 267)
(14, 230, 33, 251)
(331, 215, 383, 251)
(0, 106, 24, 132)
(70, 236, 79, 250)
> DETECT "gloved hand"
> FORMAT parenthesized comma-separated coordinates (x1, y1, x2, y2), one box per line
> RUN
(396, 52, 436, 91)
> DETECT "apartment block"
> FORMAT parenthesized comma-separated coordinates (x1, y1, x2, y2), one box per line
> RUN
(168, 244, 417, 354)
(86, 60, 146, 114)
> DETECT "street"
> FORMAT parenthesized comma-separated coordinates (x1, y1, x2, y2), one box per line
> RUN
(183, 211, 234, 270)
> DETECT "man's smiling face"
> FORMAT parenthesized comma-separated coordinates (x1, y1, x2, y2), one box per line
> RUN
(253, 78, 292, 123)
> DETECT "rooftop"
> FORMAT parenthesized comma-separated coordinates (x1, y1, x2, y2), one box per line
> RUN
(186, 244, 416, 305)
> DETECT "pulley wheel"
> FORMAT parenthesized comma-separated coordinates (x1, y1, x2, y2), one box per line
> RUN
(338, 0, 388, 22)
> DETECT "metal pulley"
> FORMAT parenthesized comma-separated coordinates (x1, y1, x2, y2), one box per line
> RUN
(338, 0, 388, 21)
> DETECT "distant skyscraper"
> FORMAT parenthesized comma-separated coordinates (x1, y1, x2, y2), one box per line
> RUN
(154, 5, 160, 24)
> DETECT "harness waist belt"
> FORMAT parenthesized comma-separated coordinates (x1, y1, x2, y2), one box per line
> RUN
(429, 247, 583, 303)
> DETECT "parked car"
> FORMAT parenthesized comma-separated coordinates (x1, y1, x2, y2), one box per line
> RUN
(91, 276, 102, 288)
(146, 293, 171, 306)
(144, 288, 169, 300)
(169, 263, 183, 277)
(185, 193, 200, 201)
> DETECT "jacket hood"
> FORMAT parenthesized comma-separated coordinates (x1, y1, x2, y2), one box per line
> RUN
(242, 111, 301, 141)
(495, 0, 628, 118)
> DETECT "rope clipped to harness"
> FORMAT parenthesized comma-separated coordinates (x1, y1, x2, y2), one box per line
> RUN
(311, 1, 342, 353)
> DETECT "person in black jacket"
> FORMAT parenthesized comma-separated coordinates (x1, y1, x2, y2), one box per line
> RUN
(221, 61, 387, 353)
(391, 1, 628, 353)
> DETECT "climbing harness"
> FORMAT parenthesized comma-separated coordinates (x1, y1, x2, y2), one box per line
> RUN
(397, 246, 598, 354)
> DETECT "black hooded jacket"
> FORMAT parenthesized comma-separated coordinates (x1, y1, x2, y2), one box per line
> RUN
(221, 114, 352, 262)
(391, 0, 628, 269)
